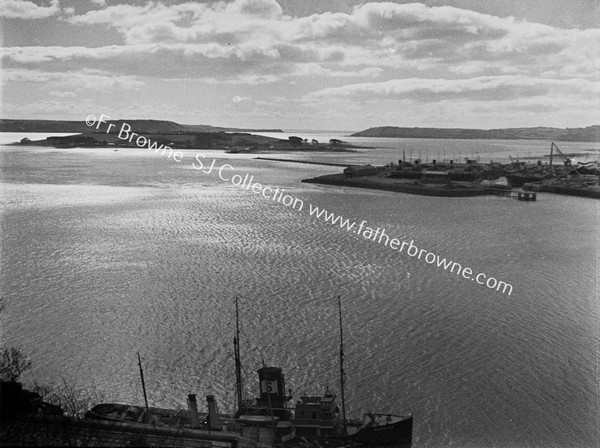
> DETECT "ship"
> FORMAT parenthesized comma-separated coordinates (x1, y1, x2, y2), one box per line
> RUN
(233, 297, 413, 447)
(237, 366, 412, 447)
(84, 297, 413, 447)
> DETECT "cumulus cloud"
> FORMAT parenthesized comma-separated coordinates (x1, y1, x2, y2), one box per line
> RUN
(2, 1, 599, 127)
(308, 76, 599, 102)
(228, 0, 282, 18)
(352, 1, 510, 37)
(49, 90, 77, 98)
(57, 1, 599, 82)
(66, 0, 285, 45)
(1, 44, 154, 64)
(293, 63, 383, 78)
(0, 0, 60, 19)
(2, 100, 93, 118)
(3, 68, 145, 90)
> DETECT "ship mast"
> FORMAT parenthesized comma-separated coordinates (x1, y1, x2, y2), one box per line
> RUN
(137, 352, 149, 412)
(337, 296, 347, 427)
(234, 297, 244, 415)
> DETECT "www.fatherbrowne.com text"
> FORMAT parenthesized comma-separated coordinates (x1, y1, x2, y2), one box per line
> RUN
(307, 205, 513, 296)
(85, 114, 514, 296)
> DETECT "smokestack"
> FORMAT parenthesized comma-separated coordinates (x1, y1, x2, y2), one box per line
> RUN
(187, 394, 200, 428)
(206, 395, 220, 431)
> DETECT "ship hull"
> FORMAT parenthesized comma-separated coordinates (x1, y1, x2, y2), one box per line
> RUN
(304, 414, 413, 447)
(349, 415, 413, 446)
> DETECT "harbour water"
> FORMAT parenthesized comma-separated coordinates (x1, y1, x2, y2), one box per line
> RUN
(1, 133, 598, 447)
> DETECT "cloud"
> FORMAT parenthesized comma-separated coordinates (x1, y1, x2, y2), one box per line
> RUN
(1, 43, 377, 84)
(1, 44, 153, 64)
(0, 0, 60, 19)
(2, 100, 93, 118)
(49, 90, 77, 98)
(352, 2, 510, 37)
(229, 0, 282, 18)
(2, 0, 599, 128)
(293, 63, 383, 78)
(308, 76, 599, 102)
(55, 1, 598, 82)
(2, 68, 145, 90)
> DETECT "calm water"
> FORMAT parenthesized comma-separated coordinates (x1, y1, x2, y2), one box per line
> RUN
(0, 133, 598, 447)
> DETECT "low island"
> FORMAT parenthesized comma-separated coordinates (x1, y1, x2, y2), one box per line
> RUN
(3, 119, 362, 152)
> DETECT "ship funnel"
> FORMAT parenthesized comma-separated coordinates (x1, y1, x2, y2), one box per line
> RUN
(206, 395, 221, 431)
(187, 394, 201, 428)
(257, 366, 286, 409)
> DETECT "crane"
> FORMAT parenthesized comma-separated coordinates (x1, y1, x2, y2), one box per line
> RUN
(549, 142, 579, 176)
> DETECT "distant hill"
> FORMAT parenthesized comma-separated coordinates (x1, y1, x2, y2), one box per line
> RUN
(351, 125, 600, 142)
(0, 119, 282, 134)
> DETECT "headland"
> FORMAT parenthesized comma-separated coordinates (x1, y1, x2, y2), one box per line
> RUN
(351, 125, 600, 142)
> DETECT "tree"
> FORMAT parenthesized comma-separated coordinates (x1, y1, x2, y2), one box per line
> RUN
(0, 346, 32, 383)
(288, 136, 303, 145)
(33, 379, 107, 418)
(0, 298, 32, 383)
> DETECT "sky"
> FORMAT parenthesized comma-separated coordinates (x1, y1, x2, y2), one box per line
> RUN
(1, 0, 599, 131)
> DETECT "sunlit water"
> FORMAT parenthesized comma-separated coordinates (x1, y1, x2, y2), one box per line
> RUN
(0, 133, 598, 447)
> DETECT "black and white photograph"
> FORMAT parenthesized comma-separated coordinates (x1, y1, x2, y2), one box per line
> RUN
(0, 1, 598, 446)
